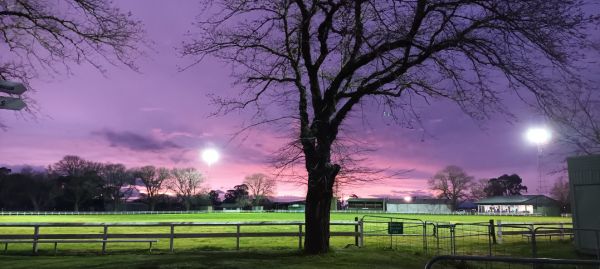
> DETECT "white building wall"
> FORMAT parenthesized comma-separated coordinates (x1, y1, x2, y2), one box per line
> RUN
(386, 203, 452, 214)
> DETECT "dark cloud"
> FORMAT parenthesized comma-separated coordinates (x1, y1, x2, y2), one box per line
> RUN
(93, 129, 181, 152)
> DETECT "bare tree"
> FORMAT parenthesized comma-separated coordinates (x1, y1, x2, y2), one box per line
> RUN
(469, 178, 489, 200)
(243, 173, 277, 205)
(99, 163, 134, 211)
(429, 165, 473, 211)
(169, 167, 205, 210)
(133, 166, 169, 211)
(0, 0, 143, 124)
(550, 176, 570, 213)
(545, 89, 600, 155)
(49, 155, 103, 211)
(183, 0, 597, 253)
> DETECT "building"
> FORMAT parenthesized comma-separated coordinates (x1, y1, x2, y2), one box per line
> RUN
(386, 198, 452, 214)
(346, 197, 452, 213)
(346, 198, 386, 211)
(271, 200, 306, 211)
(567, 154, 600, 255)
(475, 195, 560, 216)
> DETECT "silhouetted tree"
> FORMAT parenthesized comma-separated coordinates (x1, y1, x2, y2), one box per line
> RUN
(208, 190, 222, 206)
(133, 166, 169, 211)
(484, 174, 528, 197)
(469, 179, 489, 200)
(183, 0, 598, 253)
(224, 184, 250, 208)
(49, 156, 103, 211)
(243, 173, 276, 206)
(0, 0, 143, 126)
(19, 167, 58, 211)
(429, 166, 473, 211)
(0, 167, 9, 177)
(99, 163, 134, 211)
(545, 90, 600, 155)
(168, 168, 205, 210)
(550, 177, 570, 213)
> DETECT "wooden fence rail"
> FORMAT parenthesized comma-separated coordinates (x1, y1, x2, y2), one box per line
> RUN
(0, 221, 363, 254)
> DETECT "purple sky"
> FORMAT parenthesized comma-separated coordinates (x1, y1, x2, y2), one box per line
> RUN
(0, 1, 574, 199)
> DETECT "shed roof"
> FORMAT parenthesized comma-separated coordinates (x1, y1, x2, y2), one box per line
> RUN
(475, 195, 557, 205)
(387, 198, 450, 205)
(347, 198, 385, 203)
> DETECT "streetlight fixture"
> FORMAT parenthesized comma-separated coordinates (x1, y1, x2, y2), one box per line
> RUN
(0, 80, 27, 111)
(525, 126, 552, 194)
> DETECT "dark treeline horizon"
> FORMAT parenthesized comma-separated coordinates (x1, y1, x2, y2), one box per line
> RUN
(0, 155, 276, 212)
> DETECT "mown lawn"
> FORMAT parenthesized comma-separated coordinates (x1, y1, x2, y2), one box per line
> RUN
(0, 212, 570, 223)
(0, 213, 576, 269)
(0, 248, 433, 269)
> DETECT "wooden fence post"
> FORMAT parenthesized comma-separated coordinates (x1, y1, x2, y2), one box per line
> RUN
(298, 224, 303, 249)
(497, 220, 503, 244)
(32, 225, 39, 254)
(101, 225, 108, 254)
(359, 220, 364, 247)
(236, 224, 240, 250)
(354, 217, 359, 247)
(170, 225, 175, 252)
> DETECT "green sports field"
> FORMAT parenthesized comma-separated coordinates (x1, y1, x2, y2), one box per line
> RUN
(0, 212, 570, 223)
(0, 213, 579, 269)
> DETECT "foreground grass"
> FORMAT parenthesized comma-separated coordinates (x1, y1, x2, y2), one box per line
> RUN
(0, 248, 426, 269)
(0, 212, 578, 268)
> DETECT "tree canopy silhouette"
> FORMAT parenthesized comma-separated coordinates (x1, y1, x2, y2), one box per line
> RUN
(484, 174, 528, 197)
(183, 0, 598, 253)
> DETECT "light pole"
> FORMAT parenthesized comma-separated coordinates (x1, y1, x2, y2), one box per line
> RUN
(525, 127, 551, 194)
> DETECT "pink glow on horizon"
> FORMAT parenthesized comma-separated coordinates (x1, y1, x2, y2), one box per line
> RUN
(0, 0, 573, 198)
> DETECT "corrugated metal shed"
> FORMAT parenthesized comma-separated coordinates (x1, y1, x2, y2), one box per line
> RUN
(567, 154, 600, 255)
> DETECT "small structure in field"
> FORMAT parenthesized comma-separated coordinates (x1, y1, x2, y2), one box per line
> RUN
(475, 195, 560, 216)
(346, 197, 453, 213)
(346, 198, 386, 211)
(386, 198, 452, 214)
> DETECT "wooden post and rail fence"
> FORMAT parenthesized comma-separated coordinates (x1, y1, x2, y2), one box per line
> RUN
(0, 221, 364, 254)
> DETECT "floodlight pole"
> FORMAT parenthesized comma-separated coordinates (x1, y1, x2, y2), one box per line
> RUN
(536, 144, 544, 195)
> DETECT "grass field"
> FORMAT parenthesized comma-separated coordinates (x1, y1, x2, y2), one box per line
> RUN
(0, 213, 578, 269)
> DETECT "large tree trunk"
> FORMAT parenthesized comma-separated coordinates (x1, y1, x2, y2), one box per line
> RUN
(304, 162, 340, 254)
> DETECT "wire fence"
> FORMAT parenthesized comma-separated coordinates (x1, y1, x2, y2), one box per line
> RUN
(359, 216, 599, 261)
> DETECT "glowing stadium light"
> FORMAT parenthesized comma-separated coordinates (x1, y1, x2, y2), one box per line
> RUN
(403, 196, 413, 202)
(525, 127, 551, 146)
(201, 148, 220, 166)
(525, 126, 551, 195)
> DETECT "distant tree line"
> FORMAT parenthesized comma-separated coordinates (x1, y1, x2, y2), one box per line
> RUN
(0, 156, 276, 211)
(208, 173, 278, 210)
(428, 165, 570, 213)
